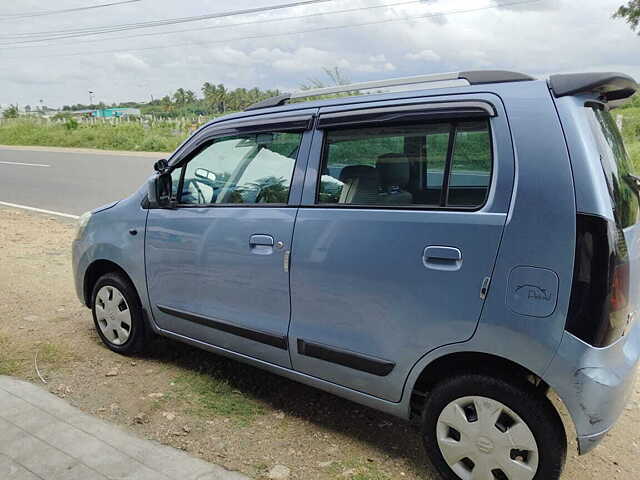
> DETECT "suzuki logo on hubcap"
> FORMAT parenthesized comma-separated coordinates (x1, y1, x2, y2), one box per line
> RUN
(476, 436, 494, 454)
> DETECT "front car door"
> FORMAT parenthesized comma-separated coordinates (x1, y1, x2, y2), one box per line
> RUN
(145, 112, 314, 368)
(289, 94, 514, 401)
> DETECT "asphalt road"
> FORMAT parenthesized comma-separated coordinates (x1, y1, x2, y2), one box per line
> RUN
(0, 146, 162, 216)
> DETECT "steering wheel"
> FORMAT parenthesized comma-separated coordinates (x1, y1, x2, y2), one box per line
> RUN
(185, 178, 206, 204)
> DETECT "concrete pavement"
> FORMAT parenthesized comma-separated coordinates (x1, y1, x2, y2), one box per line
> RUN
(0, 376, 247, 480)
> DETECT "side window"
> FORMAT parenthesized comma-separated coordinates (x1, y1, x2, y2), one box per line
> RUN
(317, 120, 492, 209)
(179, 132, 302, 205)
(447, 121, 492, 207)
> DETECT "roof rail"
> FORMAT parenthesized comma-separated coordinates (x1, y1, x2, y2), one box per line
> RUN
(244, 70, 534, 111)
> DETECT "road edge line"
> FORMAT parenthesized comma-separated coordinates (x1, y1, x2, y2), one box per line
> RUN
(0, 201, 79, 219)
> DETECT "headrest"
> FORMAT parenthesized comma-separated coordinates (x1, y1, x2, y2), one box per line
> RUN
(339, 164, 379, 183)
(376, 153, 410, 187)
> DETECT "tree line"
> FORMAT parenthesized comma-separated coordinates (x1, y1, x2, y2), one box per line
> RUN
(60, 83, 282, 118)
(58, 68, 351, 118)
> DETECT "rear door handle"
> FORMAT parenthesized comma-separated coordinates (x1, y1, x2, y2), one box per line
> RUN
(423, 246, 462, 271)
(250, 234, 274, 255)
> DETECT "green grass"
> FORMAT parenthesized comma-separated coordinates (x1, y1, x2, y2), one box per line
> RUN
(627, 139, 640, 168)
(35, 342, 76, 374)
(1, 108, 638, 162)
(171, 371, 265, 425)
(0, 118, 187, 152)
(0, 333, 20, 376)
(621, 107, 640, 170)
(328, 459, 391, 480)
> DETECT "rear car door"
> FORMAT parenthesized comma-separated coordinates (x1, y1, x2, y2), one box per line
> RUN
(145, 112, 314, 368)
(288, 94, 514, 401)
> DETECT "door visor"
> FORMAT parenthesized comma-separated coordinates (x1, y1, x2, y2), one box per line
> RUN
(317, 101, 496, 129)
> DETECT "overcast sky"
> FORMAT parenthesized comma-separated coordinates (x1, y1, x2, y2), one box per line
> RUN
(0, 0, 638, 108)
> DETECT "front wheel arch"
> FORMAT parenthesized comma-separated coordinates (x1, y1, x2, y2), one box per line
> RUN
(83, 259, 137, 308)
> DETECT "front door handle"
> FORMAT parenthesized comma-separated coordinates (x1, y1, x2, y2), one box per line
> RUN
(423, 246, 462, 271)
(250, 234, 274, 255)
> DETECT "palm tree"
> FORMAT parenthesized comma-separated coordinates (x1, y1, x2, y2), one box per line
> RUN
(173, 88, 187, 105)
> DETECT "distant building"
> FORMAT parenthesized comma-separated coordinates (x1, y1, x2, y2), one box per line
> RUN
(17, 106, 59, 118)
(72, 107, 141, 118)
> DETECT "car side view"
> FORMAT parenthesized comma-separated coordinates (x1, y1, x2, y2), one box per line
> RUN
(72, 70, 640, 480)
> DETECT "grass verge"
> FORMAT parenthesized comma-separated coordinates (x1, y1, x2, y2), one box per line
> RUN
(172, 370, 265, 425)
(0, 332, 21, 375)
(329, 458, 392, 480)
(621, 107, 640, 169)
(37, 342, 75, 368)
(0, 119, 186, 152)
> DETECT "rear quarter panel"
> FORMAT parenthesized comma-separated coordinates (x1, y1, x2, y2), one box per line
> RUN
(403, 80, 577, 407)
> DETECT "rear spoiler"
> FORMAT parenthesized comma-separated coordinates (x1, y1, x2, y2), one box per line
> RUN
(549, 72, 638, 102)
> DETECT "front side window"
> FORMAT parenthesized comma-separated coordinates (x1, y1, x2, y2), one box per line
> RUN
(178, 131, 302, 205)
(317, 120, 492, 208)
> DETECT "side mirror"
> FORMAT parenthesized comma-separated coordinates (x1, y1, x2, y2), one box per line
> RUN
(153, 158, 169, 173)
(147, 172, 173, 209)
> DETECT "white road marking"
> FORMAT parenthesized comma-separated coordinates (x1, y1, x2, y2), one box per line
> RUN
(0, 201, 79, 219)
(0, 161, 50, 167)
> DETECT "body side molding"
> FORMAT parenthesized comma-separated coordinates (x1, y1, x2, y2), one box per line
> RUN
(297, 339, 395, 376)
(156, 305, 288, 350)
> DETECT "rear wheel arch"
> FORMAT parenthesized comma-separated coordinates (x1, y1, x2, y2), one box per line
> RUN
(408, 351, 551, 424)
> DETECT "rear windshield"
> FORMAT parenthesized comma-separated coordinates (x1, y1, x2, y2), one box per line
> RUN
(585, 106, 639, 228)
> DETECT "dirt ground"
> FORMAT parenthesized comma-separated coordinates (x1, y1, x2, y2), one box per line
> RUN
(0, 206, 638, 480)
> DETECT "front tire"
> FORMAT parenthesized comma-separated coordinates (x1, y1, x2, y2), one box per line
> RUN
(91, 272, 146, 355)
(422, 373, 566, 480)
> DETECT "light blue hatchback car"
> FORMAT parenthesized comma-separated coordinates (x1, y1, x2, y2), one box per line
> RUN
(73, 70, 640, 480)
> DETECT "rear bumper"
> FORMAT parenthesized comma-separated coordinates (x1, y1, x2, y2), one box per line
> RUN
(544, 319, 640, 454)
(577, 429, 610, 455)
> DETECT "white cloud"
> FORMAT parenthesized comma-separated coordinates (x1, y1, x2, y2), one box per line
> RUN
(260, 47, 349, 73)
(405, 50, 441, 62)
(0, 0, 637, 107)
(369, 54, 387, 62)
(114, 53, 149, 71)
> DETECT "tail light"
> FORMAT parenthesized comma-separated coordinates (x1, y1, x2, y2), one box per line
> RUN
(610, 262, 629, 312)
(566, 214, 630, 347)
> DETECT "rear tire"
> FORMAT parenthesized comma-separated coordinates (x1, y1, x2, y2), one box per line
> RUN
(91, 272, 146, 355)
(422, 373, 566, 480)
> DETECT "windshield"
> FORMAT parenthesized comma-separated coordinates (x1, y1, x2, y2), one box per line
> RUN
(585, 106, 639, 229)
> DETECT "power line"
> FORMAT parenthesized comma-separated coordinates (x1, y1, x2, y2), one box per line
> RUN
(0, 0, 426, 50)
(5, 0, 541, 60)
(0, 0, 335, 42)
(0, 0, 141, 20)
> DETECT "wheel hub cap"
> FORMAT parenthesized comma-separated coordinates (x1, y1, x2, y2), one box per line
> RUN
(436, 395, 539, 480)
(94, 285, 132, 346)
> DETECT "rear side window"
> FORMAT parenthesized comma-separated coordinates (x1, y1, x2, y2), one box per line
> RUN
(317, 120, 492, 209)
(586, 107, 639, 228)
